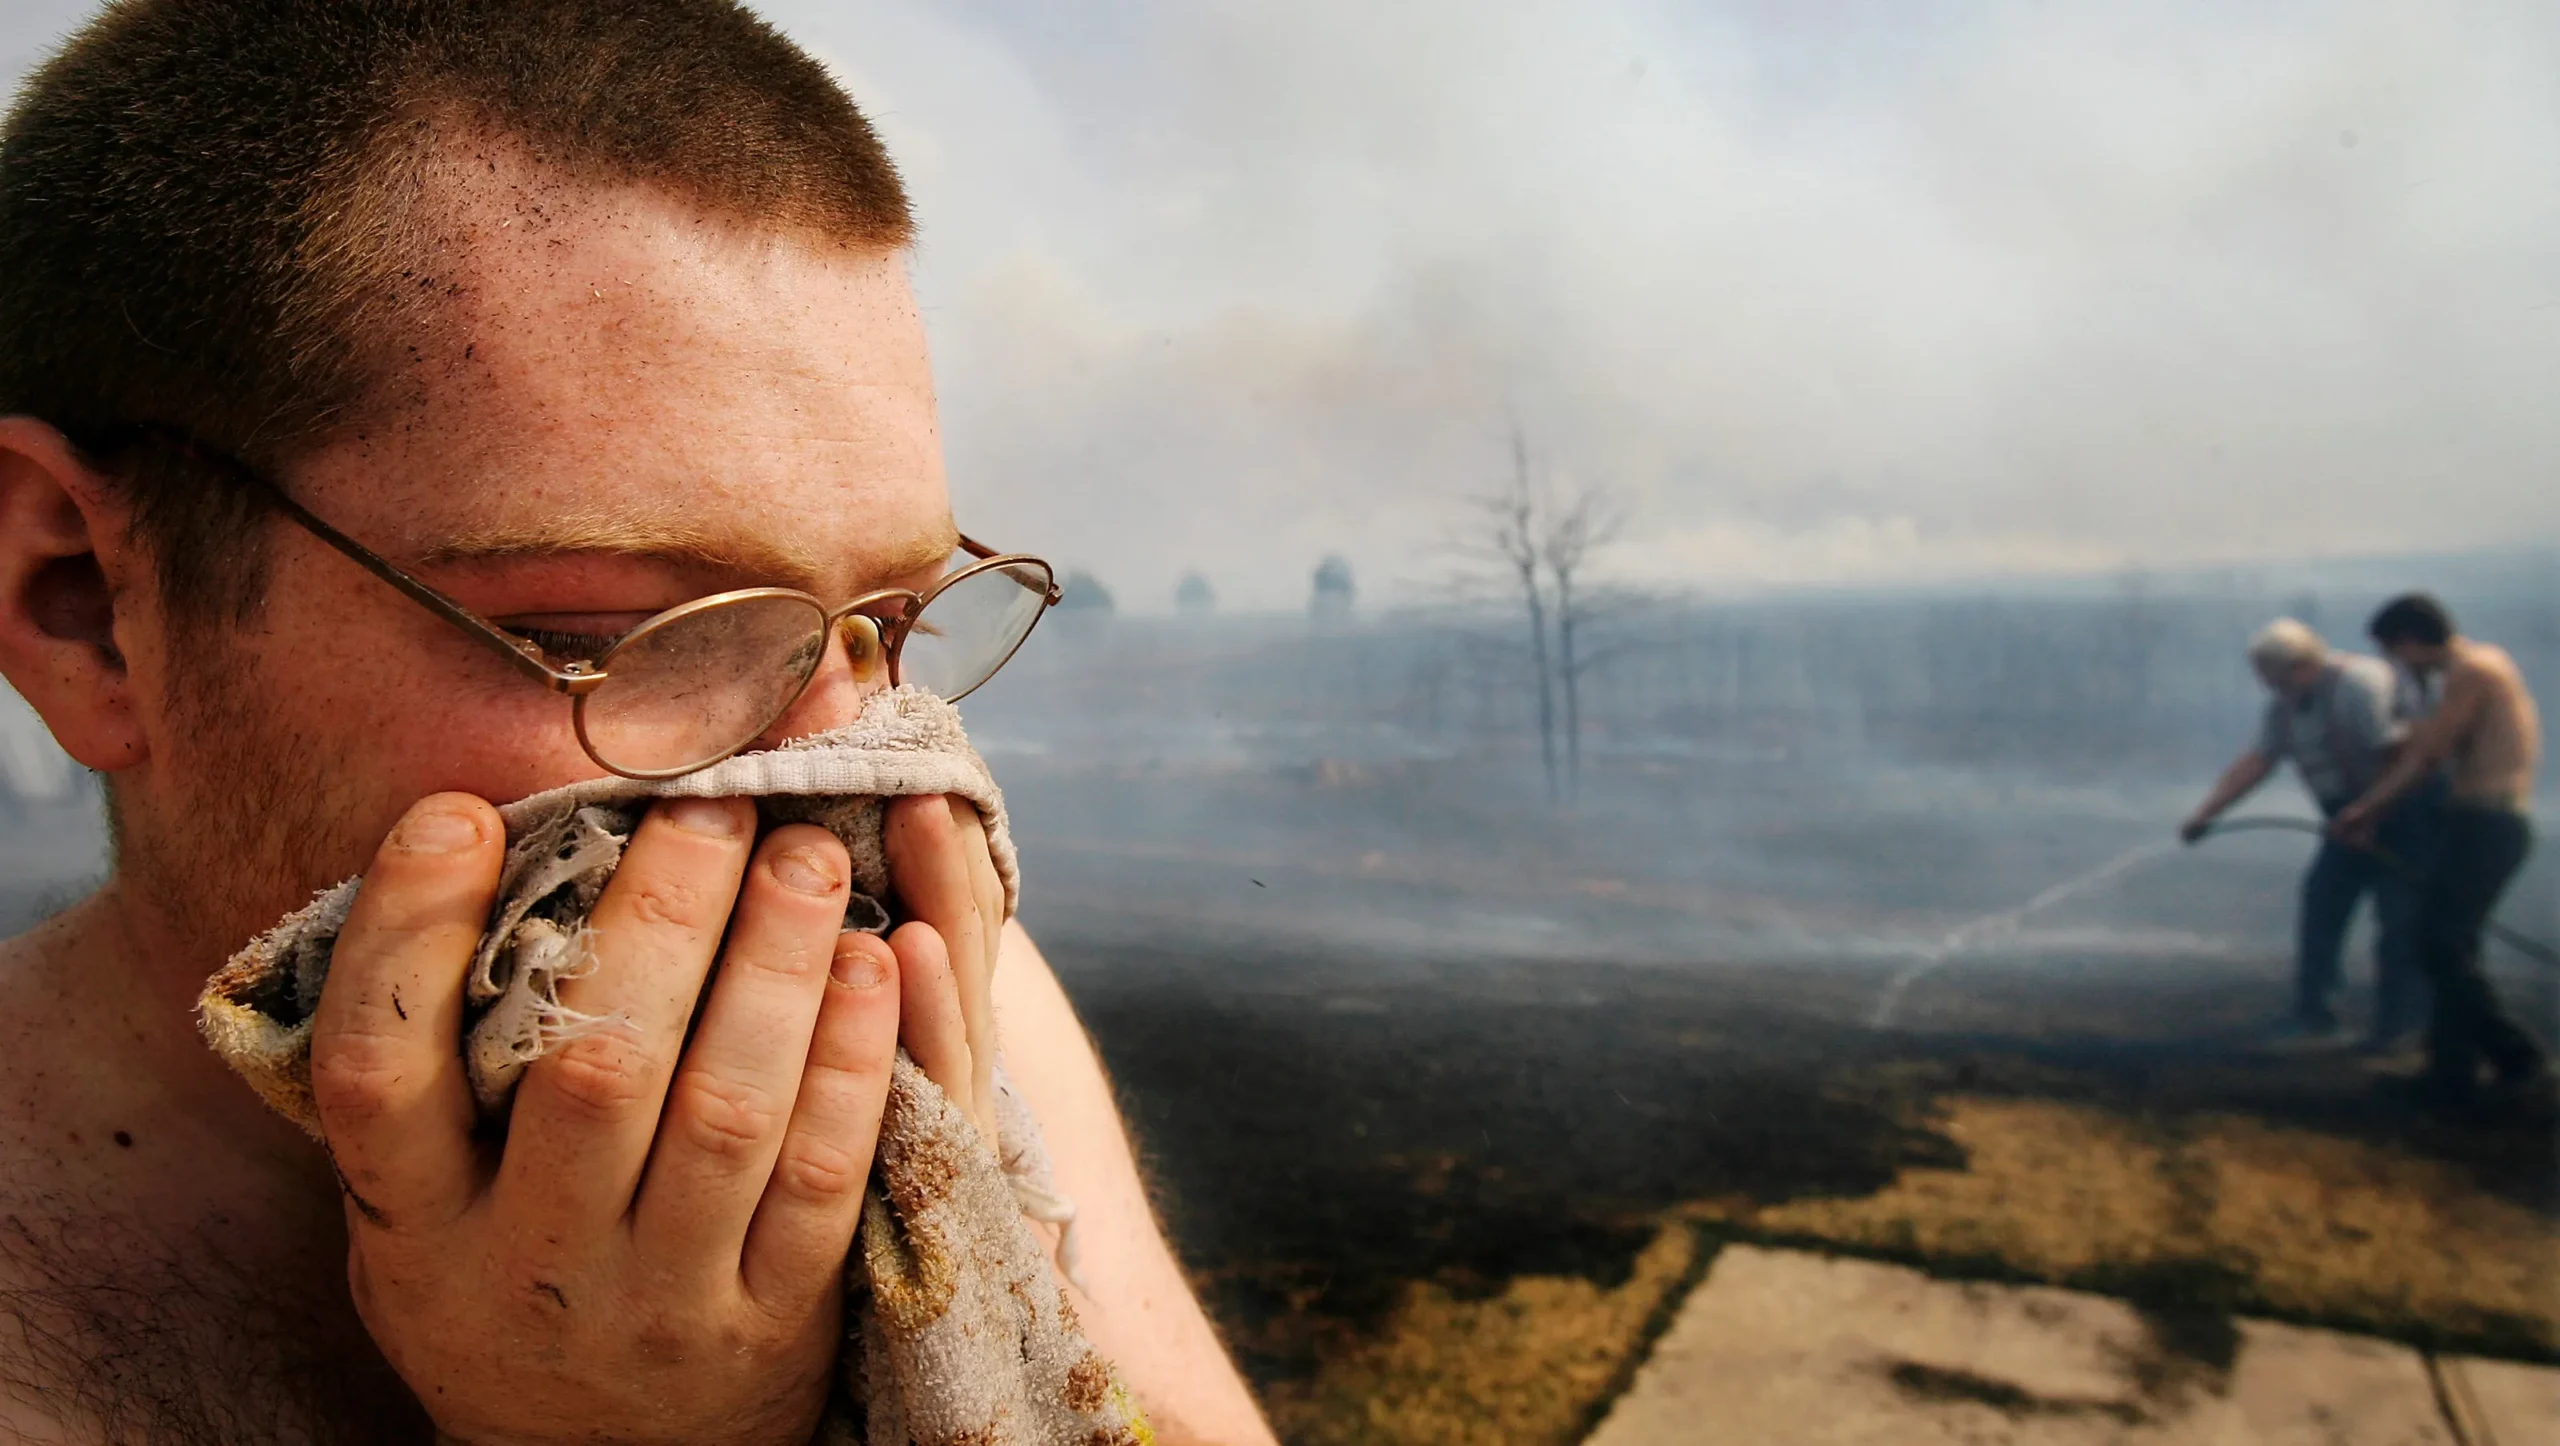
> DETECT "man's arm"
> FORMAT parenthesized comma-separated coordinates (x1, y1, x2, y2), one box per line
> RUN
(2336, 665, 2486, 834)
(2182, 749, 2275, 841)
(993, 920, 1275, 1445)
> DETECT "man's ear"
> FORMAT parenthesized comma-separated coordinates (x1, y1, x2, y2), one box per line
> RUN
(0, 417, 148, 772)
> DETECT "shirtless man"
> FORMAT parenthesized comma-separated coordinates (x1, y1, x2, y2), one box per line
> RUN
(0, 2, 1273, 1441)
(2333, 593, 2548, 1110)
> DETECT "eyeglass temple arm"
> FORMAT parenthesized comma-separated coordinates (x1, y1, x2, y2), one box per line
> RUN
(954, 533, 1065, 606)
(244, 476, 595, 694)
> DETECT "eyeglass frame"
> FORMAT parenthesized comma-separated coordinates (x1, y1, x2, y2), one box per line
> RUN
(71, 423, 1063, 779)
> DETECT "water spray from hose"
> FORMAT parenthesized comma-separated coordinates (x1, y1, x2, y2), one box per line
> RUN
(1866, 841, 2181, 1029)
(1867, 815, 2560, 1031)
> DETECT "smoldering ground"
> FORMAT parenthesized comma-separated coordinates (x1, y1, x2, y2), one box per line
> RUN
(964, 592, 2560, 1442)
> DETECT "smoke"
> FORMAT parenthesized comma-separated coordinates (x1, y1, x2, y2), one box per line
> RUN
(9, 0, 2558, 610)
(776, 0, 2560, 611)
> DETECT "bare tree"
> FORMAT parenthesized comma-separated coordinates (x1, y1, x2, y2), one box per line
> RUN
(1497, 429, 1563, 804)
(1443, 425, 1562, 801)
(1442, 426, 1640, 805)
(1540, 480, 1626, 801)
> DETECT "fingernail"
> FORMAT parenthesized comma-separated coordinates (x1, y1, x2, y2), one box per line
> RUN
(662, 797, 745, 838)
(833, 942, 887, 990)
(772, 845, 843, 895)
(393, 805, 483, 854)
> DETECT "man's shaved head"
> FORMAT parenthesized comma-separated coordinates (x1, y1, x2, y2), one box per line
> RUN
(0, 0, 913, 619)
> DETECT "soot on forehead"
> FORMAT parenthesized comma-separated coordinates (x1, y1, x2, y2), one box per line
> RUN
(306, 130, 942, 587)
(331, 124, 685, 424)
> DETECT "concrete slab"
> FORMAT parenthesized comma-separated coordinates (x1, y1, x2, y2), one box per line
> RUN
(1585, 1244, 2453, 1445)
(2439, 1356, 2559, 1446)
(2215, 1321, 2456, 1446)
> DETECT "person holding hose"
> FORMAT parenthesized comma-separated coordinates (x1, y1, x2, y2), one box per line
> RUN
(2332, 594, 2548, 1112)
(2181, 618, 2439, 1054)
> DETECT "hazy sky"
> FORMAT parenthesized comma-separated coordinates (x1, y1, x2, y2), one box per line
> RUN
(8, 1, 2558, 610)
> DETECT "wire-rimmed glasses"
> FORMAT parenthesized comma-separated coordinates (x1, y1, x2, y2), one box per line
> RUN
(92, 426, 1060, 780)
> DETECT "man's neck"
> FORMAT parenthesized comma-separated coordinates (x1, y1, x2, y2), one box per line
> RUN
(7, 884, 319, 1176)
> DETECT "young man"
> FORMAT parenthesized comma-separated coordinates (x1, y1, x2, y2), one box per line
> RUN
(0, 2, 1274, 1441)
(2180, 617, 2437, 1052)
(2333, 594, 2547, 1111)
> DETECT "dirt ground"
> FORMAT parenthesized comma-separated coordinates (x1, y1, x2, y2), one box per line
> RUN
(1037, 929, 2560, 1446)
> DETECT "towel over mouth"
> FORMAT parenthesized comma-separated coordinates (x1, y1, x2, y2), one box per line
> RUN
(199, 687, 1147, 1445)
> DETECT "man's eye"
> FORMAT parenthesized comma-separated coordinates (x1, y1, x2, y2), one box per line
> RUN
(511, 627, 619, 664)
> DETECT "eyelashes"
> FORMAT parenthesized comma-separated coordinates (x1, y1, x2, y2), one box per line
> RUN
(511, 626, 617, 664)
(507, 601, 921, 671)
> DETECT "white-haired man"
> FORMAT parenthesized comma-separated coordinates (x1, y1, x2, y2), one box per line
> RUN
(2180, 618, 2439, 1052)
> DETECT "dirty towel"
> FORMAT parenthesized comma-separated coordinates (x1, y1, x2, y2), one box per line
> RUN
(198, 687, 1146, 1445)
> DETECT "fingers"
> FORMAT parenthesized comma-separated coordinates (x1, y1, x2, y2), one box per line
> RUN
(741, 931, 901, 1313)
(499, 795, 756, 1228)
(889, 921, 973, 1124)
(633, 825, 854, 1263)
(948, 799, 1005, 1120)
(886, 795, 1000, 1138)
(311, 793, 504, 1233)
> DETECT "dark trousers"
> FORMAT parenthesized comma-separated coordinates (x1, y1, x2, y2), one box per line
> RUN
(2298, 787, 2439, 1039)
(2420, 804, 2544, 1092)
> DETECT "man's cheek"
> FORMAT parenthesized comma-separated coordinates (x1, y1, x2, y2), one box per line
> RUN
(389, 685, 619, 805)
(221, 645, 599, 884)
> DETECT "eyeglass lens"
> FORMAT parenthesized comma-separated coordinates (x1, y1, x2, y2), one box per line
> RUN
(571, 559, 1053, 777)
(899, 560, 1055, 700)
(578, 594, 831, 777)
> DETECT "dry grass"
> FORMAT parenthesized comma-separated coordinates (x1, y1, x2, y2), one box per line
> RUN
(1725, 1095, 2559, 1352)
(1243, 1095, 2555, 1446)
(1258, 1224, 1700, 1446)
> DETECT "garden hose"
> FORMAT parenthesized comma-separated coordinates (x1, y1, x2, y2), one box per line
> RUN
(2200, 816, 2560, 970)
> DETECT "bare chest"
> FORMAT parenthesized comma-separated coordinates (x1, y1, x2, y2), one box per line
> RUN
(2449, 683, 2541, 803)
(0, 1181, 431, 1445)
(0, 910, 428, 1441)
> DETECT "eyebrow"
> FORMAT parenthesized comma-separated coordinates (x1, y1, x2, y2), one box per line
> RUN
(417, 508, 963, 595)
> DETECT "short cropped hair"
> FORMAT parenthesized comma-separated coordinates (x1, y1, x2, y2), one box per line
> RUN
(0, 0, 912, 622)
(2246, 617, 2327, 672)
(2368, 593, 2455, 649)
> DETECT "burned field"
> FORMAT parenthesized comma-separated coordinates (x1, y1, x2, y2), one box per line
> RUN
(1007, 748, 2560, 1446)
(1043, 933, 2557, 1445)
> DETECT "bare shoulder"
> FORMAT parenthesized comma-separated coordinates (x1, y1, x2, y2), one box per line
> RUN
(989, 922, 1281, 1445)
(993, 920, 1079, 1042)
(989, 921, 1119, 1160)
(2448, 642, 2530, 700)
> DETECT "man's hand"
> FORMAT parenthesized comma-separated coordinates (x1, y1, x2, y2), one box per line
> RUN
(310, 793, 917, 1446)
(2329, 800, 2379, 845)
(883, 794, 1009, 1142)
(2178, 815, 2212, 845)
